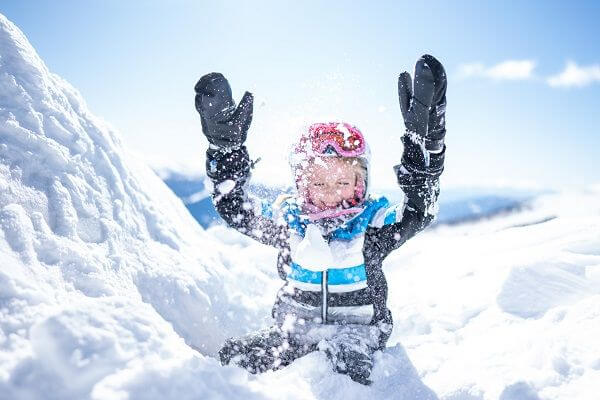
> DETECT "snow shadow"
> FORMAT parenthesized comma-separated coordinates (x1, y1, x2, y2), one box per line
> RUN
(369, 344, 438, 399)
(271, 342, 439, 400)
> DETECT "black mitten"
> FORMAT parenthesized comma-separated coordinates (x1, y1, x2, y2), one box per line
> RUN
(194, 73, 253, 148)
(397, 54, 446, 174)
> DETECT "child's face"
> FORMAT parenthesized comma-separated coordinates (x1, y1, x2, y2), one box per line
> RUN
(305, 157, 358, 211)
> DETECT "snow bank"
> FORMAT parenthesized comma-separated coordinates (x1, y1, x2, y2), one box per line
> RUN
(0, 13, 283, 399)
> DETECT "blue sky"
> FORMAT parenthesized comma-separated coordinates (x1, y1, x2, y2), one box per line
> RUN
(2, 0, 600, 190)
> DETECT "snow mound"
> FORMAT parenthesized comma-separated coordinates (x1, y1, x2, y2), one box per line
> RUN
(497, 261, 595, 318)
(0, 13, 283, 399)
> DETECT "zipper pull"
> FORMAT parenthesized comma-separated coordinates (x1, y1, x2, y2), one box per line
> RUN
(321, 270, 328, 324)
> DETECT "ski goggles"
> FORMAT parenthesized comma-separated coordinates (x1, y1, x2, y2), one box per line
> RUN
(303, 122, 366, 157)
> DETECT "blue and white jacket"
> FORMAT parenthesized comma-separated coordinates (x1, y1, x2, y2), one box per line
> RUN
(206, 145, 443, 341)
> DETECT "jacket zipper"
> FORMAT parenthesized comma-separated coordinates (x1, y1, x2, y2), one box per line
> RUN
(321, 269, 328, 324)
(321, 233, 334, 324)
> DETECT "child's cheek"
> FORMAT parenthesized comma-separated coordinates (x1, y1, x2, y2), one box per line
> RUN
(308, 188, 322, 202)
(343, 186, 356, 199)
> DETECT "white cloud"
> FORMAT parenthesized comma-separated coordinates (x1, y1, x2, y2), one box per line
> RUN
(547, 61, 600, 88)
(486, 60, 536, 80)
(458, 60, 536, 80)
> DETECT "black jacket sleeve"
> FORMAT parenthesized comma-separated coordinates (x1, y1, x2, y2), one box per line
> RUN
(206, 146, 288, 249)
(371, 145, 445, 260)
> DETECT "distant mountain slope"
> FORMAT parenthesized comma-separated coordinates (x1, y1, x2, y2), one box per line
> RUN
(158, 170, 536, 228)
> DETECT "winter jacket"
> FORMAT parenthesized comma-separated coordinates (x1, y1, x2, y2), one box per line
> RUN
(206, 146, 441, 343)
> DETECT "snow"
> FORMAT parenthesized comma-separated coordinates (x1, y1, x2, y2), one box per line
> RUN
(292, 224, 334, 271)
(0, 13, 283, 399)
(216, 179, 236, 195)
(1, 12, 600, 400)
(384, 191, 600, 399)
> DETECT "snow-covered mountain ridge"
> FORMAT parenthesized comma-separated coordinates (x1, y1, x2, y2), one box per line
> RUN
(1, 13, 599, 400)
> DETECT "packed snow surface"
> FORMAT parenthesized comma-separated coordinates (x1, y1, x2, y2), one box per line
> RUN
(1, 13, 599, 400)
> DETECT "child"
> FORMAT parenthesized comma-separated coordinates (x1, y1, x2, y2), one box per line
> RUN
(194, 55, 447, 385)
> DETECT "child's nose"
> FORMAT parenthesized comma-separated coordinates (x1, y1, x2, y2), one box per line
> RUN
(322, 188, 342, 202)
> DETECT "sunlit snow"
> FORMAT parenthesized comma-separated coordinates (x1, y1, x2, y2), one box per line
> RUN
(1, 13, 599, 400)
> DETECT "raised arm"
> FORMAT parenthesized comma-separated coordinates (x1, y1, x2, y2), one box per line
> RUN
(195, 73, 287, 249)
(373, 55, 447, 258)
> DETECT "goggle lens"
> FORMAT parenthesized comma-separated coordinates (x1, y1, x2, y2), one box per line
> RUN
(306, 123, 365, 156)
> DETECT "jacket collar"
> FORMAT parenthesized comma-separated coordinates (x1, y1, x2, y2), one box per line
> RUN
(281, 196, 389, 240)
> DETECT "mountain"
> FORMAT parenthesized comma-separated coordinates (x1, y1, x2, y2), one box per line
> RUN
(158, 171, 535, 228)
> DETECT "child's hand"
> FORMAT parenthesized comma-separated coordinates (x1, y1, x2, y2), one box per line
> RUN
(398, 55, 446, 153)
(194, 73, 253, 148)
